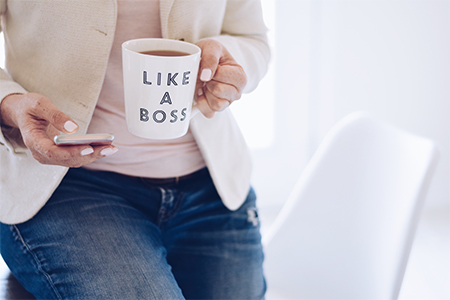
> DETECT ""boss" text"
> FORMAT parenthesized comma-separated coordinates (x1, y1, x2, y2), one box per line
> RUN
(140, 108, 187, 123)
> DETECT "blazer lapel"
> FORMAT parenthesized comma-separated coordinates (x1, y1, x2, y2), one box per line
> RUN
(159, 0, 175, 38)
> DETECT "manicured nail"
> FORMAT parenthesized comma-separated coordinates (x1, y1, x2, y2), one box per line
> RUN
(197, 88, 204, 96)
(81, 148, 94, 156)
(64, 121, 78, 133)
(101, 147, 118, 156)
(200, 69, 212, 81)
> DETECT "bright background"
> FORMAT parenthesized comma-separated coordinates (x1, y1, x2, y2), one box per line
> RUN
(1, 0, 449, 298)
(231, 0, 449, 298)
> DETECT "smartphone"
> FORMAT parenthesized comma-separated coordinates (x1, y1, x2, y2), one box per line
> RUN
(54, 133, 114, 146)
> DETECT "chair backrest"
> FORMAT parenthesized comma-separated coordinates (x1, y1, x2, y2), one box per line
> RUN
(263, 111, 439, 300)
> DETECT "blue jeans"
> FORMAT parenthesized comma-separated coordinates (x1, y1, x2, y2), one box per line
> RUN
(1, 167, 266, 299)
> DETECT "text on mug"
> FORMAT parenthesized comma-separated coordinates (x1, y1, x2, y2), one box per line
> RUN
(140, 108, 187, 124)
(143, 71, 191, 86)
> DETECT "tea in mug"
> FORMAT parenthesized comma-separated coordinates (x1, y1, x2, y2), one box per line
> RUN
(140, 50, 190, 57)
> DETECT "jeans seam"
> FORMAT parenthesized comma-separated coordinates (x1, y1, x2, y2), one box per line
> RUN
(12, 225, 63, 300)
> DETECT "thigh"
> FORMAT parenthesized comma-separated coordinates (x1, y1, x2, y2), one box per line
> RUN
(1, 168, 184, 300)
(165, 183, 266, 300)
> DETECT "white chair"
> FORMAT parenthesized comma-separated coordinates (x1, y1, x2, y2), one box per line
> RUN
(263, 111, 439, 300)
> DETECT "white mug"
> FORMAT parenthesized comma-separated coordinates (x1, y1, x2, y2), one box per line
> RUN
(122, 38, 201, 139)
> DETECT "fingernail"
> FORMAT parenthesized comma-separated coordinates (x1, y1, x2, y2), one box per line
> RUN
(200, 69, 212, 81)
(197, 88, 204, 96)
(64, 121, 78, 133)
(101, 147, 118, 156)
(81, 148, 94, 156)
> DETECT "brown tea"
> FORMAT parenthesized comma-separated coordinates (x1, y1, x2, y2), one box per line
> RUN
(140, 50, 190, 57)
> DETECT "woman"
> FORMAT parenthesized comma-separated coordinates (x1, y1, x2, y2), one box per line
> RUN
(0, 0, 270, 299)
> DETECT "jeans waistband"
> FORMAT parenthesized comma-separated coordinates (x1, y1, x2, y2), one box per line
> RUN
(139, 167, 209, 186)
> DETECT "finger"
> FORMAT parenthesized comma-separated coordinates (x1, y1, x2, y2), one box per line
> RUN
(194, 78, 206, 101)
(196, 92, 216, 118)
(31, 138, 118, 168)
(23, 121, 117, 167)
(211, 65, 247, 93)
(80, 144, 119, 158)
(30, 139, 88, 167)
(98, 146, 119, 157)
(60, 144, 118, 160)
(204, 87, 232, 112)
(205, 80, 242, 102)
(25, 93, 79, 134)
(198, 87, 231, 113)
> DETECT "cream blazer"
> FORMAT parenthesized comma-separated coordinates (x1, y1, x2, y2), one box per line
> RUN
(0, 0, 270, 224)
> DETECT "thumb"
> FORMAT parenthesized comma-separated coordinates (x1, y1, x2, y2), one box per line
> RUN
(27, 93, 79, 134)
(46, 106, 78, 134)
(61, 119, 79, 134)
(197, 39, 222, 82)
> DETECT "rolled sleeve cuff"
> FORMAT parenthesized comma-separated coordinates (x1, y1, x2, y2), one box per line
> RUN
(0, 81, 29, 154)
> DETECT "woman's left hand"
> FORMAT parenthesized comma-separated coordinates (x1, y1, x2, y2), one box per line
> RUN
(195, 39, 247, 118)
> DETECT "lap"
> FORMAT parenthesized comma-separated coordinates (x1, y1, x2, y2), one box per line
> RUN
(1, 167, 265, 300)
(166, 187, 266, 299)
(1, 169, 183, 299)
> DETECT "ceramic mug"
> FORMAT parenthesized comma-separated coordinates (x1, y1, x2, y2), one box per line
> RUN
(122, 38, 201, 139)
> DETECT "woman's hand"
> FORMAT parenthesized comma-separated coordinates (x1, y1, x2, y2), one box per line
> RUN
(195, 39, 247, 118)
(0, 93, 117, 167)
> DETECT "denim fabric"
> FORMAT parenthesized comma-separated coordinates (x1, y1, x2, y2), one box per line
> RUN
(1, 167, 266, 300)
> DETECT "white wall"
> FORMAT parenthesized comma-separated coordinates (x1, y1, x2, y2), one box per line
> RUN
(252, 0, 449, 214)
(252, 4, 449, 297)
(312, 0, 449, 209)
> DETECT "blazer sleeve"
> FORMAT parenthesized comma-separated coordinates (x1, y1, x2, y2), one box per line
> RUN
(204, 0, 271, 93)
(0, 5, 30, 154)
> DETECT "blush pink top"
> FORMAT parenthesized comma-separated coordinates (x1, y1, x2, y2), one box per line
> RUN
(84, 0, 206, 178)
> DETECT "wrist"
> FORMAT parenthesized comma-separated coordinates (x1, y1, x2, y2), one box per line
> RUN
(0, 93, 24, 128)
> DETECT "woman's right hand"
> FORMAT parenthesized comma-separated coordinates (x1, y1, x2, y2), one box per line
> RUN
(0, 93, 117, 167)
